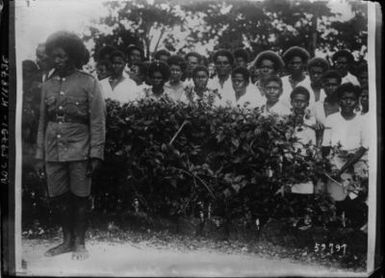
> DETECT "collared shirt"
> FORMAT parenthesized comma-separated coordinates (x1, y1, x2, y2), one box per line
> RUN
(341, 72, 360, 86)
(100, 75, 139, 103)
(36, 70, 106, 162)
(164, 81, 185, 101)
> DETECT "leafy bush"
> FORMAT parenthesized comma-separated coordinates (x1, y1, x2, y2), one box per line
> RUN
(89, 98, 335, 228)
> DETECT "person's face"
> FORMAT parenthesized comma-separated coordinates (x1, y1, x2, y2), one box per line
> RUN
(36, 45, 51, 71)
(215, 55, 232, 77)
(258, 59, 275, 78)
(128, 49, 142, 65)
(264, 80, 282, 102)
(339, 91, 358, 114)
(291, 93, 309, 113)
(360, 88, 368, 111)
(235, 57, 247, 68)
(309, 66, 325, 87)
(151, 71, 165, 88)
(231, 73, 248, 93)
(96, 64, 110, 80)
(334, 56, 349, 76)
(111, 56, 126, 76)
(287, 56, 304, 75)
(186, 56, 199, 75)
(193, 70, 209, 89)
(51, 47, 72, 73)
(169, 64, 183, 83)
(129, 65, 144, 84)
(323, 77, 340, 97)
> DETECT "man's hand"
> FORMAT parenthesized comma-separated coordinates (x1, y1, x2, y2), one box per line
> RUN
(87, 158, 102, 177)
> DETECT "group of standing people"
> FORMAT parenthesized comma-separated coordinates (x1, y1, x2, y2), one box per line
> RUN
(22, 30, 370, 260)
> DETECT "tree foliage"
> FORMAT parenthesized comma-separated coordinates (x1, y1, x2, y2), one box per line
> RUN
(84, 0, 367, 61)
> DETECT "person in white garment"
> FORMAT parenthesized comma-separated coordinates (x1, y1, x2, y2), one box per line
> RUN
(260, 75, 291, 116)
(304, 57, 329, 105)
(164, 55, 187, 101)
(248, 50, 285, 105)
(139, 61, 171, 100)
(184, 52, 202, 86)
(208, 49, 235, 99)
(281, 46, 311, 108)
(181, 65, 220, 106)
(322, 83, 368, 228)
(310, 70, 342, 145)
(332, 50, 360, 86)
(221, 67, 262, 109)
(287, 86, 317, 230)
(99, 50, 139, 103)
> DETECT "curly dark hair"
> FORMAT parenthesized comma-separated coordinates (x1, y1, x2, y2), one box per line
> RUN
(192, 65, 209, 79)
(148, 61, 171, 81)
(45, 31, 88, 68)
(231, 66, 250, 82)
(185, 52, 202, 63)
(307, 57, 329, 71)
(290, 86, 310, 101)
(282, 46, 310, 64)
(233, 48, 249, 62)
(322, 70, 342, 84)
(253, 50, 284, 72)
(335, 83, 361, 100)
(167, 55, 187, 72)
(213, 49, 234, 65)
(332, 49, 354, 64)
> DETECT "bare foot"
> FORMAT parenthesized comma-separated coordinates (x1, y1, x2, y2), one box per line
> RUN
(44, 242, 73, 257)
(72, 244, 89, 260)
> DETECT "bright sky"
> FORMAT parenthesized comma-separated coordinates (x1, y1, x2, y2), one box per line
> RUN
(15, 0, 358, 62)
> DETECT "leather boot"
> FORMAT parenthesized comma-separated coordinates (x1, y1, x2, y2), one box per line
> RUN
(72, 196, 90, 260)
(44, 192, 74, 256)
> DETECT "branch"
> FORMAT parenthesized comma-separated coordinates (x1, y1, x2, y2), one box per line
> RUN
(169, 120, 188, 145)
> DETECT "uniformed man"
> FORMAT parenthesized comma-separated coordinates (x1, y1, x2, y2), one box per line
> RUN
(35, 31, 106, 260)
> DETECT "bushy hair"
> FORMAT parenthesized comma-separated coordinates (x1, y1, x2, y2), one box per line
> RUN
(148, 61, 171, 81)
(154, 49, 171, 60)
(253, 50, 284, 72)
(260, 75, 283, 88)
(213, 49, 234, 65)
(290, 86, 310, 101)
(185, 52, 202, 63)
(45, 31, 88, 69)
(192, 65, 209, 79)
(233, 48, 249, 62)
(167, 55, 187, 72)
(96, 45, 116, 61)
(231, 67, 250, 82)
(332, 49, 354, 64)
(307, 57, 329, 71)
(282, 46, 310, 64)
(322, 70, 342, 84)
(335, 82, 361, 100)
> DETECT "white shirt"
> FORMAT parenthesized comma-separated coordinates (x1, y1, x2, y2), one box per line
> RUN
(322, 113, 368, 151)
(220, 84, 263, 109)
(207, 76, 233, 103)
(164, 81, 185, 101)
(341, 72, 360, 86)
(100, 76, 139, 103)
(310, 100, 339, 126)
(260, 101, 291, 117)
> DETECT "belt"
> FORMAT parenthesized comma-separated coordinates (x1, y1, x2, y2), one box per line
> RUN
(48, 114, 88, 125)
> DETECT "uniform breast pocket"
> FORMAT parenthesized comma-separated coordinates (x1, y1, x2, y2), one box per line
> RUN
(45, 96, 57, 114)
(65, 96, 88, 118)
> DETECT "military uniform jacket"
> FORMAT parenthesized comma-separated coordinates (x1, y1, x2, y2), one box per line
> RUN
(36, 70, 106, 162)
